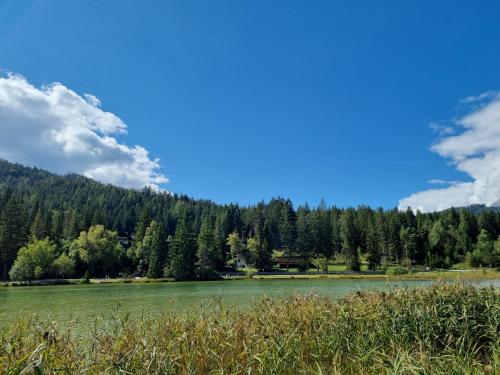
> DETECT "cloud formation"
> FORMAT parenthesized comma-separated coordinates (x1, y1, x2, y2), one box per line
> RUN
(0, 73, 168, 190)
(399, 92, 500, 212)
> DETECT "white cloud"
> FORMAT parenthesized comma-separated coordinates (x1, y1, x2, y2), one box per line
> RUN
(428, 179, 462, 186)
(429, 121, 454, 136)
(0, 73, 168, 190)
(399, 92, 500, 212)
(459, 90, 497, 104)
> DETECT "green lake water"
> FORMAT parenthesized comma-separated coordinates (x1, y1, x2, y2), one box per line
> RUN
(0, 278, 498, 328)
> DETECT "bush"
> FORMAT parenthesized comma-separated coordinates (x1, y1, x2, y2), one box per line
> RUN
(297, 258, 310, 272)
(9, 239, 57, 281)
(385, 266, 408, 275)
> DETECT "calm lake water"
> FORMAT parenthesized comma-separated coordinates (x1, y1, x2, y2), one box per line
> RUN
(0, 278, 498, 328)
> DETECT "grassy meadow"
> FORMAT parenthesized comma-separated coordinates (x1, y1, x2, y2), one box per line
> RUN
(1, 282, 498, 374)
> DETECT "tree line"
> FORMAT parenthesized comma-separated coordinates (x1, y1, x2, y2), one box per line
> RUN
(0, 159, 499, 281)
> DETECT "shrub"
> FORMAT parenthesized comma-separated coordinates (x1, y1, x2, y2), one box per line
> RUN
(385, 266, 408, 275)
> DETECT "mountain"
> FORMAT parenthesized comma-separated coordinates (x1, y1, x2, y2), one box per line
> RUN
(1, 159, 500, 280)
(0, 159, 216, 234)
(449, 204, 500, 215)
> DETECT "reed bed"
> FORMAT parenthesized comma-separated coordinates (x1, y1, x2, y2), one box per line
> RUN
(1, 282, 498, 374)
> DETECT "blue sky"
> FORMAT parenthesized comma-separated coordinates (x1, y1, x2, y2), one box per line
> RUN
(1, 0, 500, 210)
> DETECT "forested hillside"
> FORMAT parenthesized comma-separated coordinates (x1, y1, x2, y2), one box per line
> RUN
(0, 159, 499, 281)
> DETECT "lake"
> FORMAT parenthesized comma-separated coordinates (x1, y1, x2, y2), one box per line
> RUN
(1, 278, 498, 328)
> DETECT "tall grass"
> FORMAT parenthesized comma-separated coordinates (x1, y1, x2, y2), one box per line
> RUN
(1, 283, 498, 374)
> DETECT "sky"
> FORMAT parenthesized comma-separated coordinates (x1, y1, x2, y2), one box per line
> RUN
(1, 0, 500, 211)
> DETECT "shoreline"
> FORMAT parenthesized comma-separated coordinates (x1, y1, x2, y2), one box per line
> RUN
(1, 269, 499, 287)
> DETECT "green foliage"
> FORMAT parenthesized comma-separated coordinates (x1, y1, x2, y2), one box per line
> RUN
(226, 232, 245, 262)
(29, 209, 46, 242)
(476, 229, 494, 267)
(9, 239, 57, 281)
(196, 216, 218, 279)
(146, 222, 168, 279)
(365, 218, 381, 271)
(1, 283, 497, 374)
(133, 220, 168, 278)
(340, 209, 360, 271)
(167, 214, 196, 280)
(0, 195, 27, 280)
(53, 253, 75, 278)
(385, 266, 409, 276)
(69, 225, 123, 277)
(494, 236, 500, 269)
(2, 160, 500, 279)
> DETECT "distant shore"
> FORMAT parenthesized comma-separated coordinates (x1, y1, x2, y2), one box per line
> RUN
(1, 269, 499, 287)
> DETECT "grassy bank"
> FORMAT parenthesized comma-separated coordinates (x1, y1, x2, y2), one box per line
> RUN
(1, 283, 498, 374)
(250, 269, 500, 281)
(1, 269, 499, 287)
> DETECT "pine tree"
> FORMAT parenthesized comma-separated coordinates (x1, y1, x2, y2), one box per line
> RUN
(30, 208, 46, 242)
(279, 201, 296, 271)
(330, 211, 342, 255)
(387, 211, 402, 263)
(135, 207, 153, 244)
(366, 219, 381, 271)
(50, 210, 64, 241)
(296, 206, 312, 258)
(478, 210, 498, 238)
(196, 215, 218, 279)
(428, 220, 446, 268)
(252, 210, 273, 271)
(168, 214, 196, 280)
(340, 209, 360, 271)
(0, 197, 28, 280)
(63, 209, 82, 240)
(146, 221, 168, 279)
(400, 226, 417, 269)
(213, 211, 230, 270)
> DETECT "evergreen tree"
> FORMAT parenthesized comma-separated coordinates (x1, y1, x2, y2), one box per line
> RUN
(50, 210, 64, 241)
(386, 211, 402, 263)
(400, 227, 417, 269)
(296, 206, 312, 258)
(340, 209, 360, 271)
(428, 220, 446, 267)
(478, 210, 498, 238)
(330, 211, 342, 255)
(279, 201, 296, 271)
(134, 207, 153, 244)
(251, 211, 273, 271)
(196, 215, 218, 279)
(30, 208, 46, 242)
(213, 210, 230, 270)
(168, 214, 196, 280)
(0, 197, 27, 280)
(456, 210, 475, 258)
(374, 209, 388, 264)
(63, 209, 82, 240)
(145, 221, 168, 279)
(366, 219, 381, 271)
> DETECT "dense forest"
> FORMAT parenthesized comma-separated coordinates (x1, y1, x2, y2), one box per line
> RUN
(0, 159, 499, 281)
